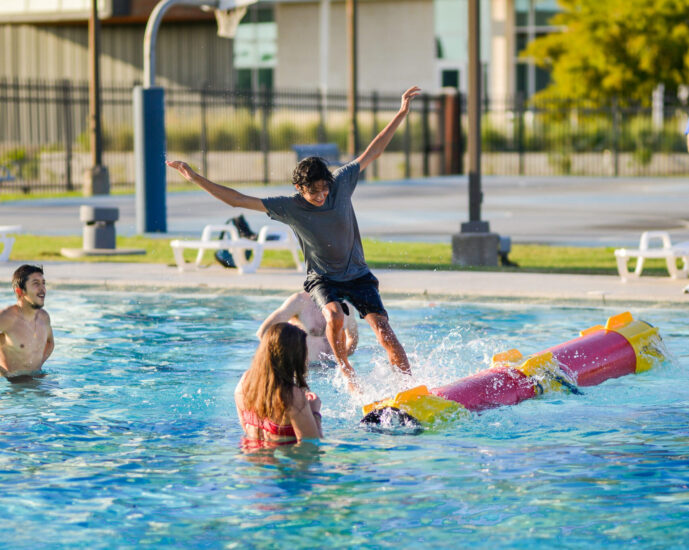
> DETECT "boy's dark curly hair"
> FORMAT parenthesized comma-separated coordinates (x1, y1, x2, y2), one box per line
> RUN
(292, 157, 334, 192)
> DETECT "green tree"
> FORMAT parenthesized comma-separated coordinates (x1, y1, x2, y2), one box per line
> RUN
(523, 0, 689, 105)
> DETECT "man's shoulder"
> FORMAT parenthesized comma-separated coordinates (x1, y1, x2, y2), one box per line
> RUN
(0, 305, 19, 320)
(333, 160, 360, 180)
(0, 305, 19, 332)
(282, 292, 308, 310)
(262, 193, 304, 217)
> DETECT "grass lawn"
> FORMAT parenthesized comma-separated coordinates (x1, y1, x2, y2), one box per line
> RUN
(9, 234, 676, 277)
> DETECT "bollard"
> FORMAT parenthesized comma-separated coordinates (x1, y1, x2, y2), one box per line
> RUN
(80, 205, 119, 250)
(60, 205, 145, 258)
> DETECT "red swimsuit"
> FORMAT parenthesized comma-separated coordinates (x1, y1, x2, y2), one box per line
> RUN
(241, 410, 296, 439)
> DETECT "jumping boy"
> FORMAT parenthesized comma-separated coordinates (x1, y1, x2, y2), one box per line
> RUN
(167, 86, 420, 391)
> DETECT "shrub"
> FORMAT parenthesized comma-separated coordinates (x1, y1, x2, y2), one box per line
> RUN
(548, 151, 572, 174)
(0, 147, 39, 180)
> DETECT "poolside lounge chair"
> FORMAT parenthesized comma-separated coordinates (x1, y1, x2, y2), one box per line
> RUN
(170, 224, 305, 274)
(0, 225, 22, 262)
(614, 231, 689, 282)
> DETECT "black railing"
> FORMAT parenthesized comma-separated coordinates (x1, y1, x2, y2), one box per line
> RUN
(1, 77, 688, 195)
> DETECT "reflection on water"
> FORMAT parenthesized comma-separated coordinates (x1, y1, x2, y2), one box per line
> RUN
(0, 289, 687, 548)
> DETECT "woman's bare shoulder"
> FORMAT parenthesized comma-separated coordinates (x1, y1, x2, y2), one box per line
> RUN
(234, 373, 247, 404)
(290, 386, 308, 410)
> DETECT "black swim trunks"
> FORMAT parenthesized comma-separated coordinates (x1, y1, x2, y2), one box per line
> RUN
(304, 271, 387, 319)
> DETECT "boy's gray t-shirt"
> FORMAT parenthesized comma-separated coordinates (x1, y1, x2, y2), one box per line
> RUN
(261, 161, 368, 282)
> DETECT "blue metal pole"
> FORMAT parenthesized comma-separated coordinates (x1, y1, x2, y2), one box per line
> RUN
(133, 85, 167, 233)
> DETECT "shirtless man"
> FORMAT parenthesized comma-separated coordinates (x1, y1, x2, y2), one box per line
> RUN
(0, 265, 54, 380)
(257, 291, 358, 364)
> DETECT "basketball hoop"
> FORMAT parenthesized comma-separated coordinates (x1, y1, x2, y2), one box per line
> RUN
(214, 5, 248, 39)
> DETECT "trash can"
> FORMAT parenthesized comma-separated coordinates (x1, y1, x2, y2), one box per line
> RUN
(80, 205, 119, 250)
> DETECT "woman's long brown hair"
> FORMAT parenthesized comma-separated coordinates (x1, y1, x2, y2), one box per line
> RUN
(242, 322, 308, 421)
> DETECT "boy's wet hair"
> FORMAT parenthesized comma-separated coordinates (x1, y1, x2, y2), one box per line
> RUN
(292, 156, 334, 192)
(12, 264, 44, 292)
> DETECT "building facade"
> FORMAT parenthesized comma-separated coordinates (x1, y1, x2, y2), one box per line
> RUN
(0, 0, 560, 99)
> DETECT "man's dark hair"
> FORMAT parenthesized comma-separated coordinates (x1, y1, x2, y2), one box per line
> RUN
(12, 264, 44, 292)
(292, 157, 334, 192)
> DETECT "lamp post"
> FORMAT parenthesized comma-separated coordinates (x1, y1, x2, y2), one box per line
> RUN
(84, 0, 110, 195)
(346, 0, 359, 156)
(451, 0, 498, 266)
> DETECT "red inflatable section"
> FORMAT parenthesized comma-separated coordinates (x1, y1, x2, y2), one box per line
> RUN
(547, 330, 636, 386)
(431, 367, 537, 412)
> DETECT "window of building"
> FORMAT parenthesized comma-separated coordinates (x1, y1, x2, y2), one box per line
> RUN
(514, 0, 560, 98)
(442, 69, 460, 89)
(434, 0, 491, 93)
(233, 4, 276, 91)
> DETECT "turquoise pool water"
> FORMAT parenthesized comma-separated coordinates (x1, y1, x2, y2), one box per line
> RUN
(1, 290, 688, 549)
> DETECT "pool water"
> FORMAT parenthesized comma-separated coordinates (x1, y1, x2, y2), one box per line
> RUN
(1, 289, 688, 549)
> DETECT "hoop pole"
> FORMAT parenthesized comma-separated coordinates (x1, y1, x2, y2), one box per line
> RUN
(144, 0, 218, 88)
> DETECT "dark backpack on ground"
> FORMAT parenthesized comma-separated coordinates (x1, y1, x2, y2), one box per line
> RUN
(214, 215, 257, 268)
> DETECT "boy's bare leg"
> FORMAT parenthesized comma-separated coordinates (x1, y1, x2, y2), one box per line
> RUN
(365, 313, 411, 376)
(322, 302, 360, 392)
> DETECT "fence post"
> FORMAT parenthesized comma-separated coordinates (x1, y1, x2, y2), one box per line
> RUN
(260, 85, 270, 184)
(317, 90, 327, 143)
(422, 93, 430, 177)
(200, 83, 209, 178)
(371, 91, 379, 179)
(442, 90, 462, 174)
(60, 80, 74, 191)
(516, 92, 525, 176)
(404, 108, 411, 178)
(612, 97, 620, 177)
(12, 78, 21, 148)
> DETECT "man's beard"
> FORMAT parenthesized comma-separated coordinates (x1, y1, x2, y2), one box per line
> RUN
(28, 301, 44, 310)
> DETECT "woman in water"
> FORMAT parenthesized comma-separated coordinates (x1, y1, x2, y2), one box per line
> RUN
(235, 322, 323, 446)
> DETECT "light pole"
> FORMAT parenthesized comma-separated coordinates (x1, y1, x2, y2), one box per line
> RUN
(346, 0, 359, 157)
(84, 0, 110, 195)
(451, 0, 498, 266)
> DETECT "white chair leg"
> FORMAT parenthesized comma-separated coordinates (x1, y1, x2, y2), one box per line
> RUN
(0, 236, 14, 262)
(291, 248, 305, 272)
(616, 255, 631, 282)
(633, 257, 645, 277)
(170, 244, 187, 272)
(194, 248, 206, 267)
(235, 245, 262, 274)
(665, 256, 679, 279)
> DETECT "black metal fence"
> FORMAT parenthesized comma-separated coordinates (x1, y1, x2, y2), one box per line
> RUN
(1, 78, 688, 195)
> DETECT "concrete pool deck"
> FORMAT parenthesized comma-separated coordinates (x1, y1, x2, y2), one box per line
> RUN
(4, 260, 688, 306)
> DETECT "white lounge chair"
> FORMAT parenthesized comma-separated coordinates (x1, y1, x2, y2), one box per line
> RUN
(614, 231, 689, 282)
(170, 224, 305, 274)
(0, 225, 22, 262)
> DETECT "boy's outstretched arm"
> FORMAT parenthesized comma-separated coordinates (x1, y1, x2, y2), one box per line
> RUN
(356, 86, 421, 171)
(166, 160, 267, 212)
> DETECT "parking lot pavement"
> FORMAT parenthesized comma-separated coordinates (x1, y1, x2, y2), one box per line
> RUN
(2, 175, 689, 247)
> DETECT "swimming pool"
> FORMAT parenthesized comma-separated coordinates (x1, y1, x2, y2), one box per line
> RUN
(1, 289, 687, 548)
